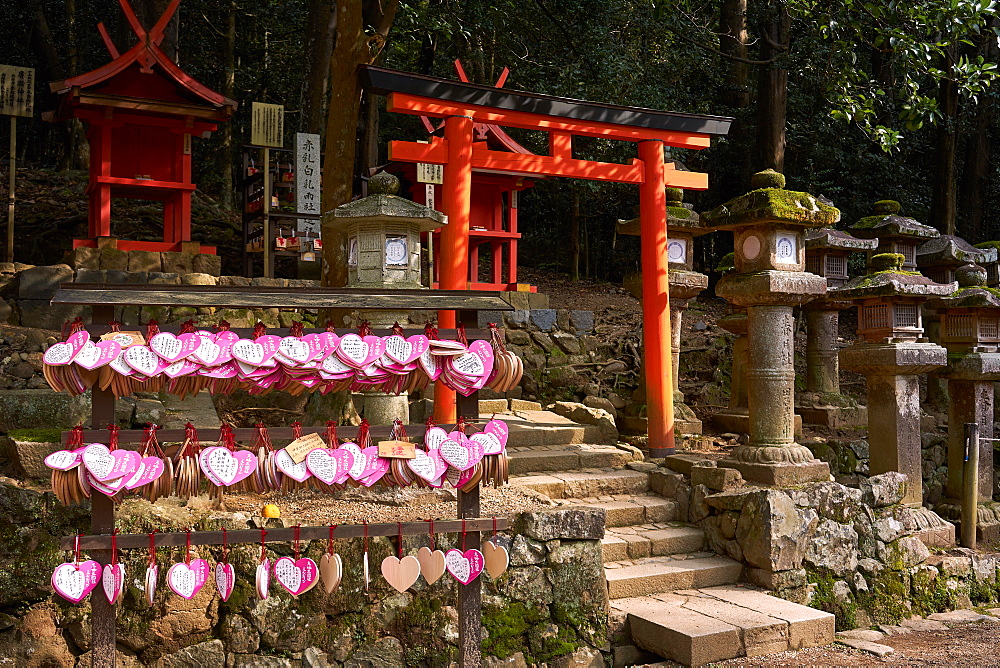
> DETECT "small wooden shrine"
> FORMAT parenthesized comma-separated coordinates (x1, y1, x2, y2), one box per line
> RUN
(46, 0, 236, 254)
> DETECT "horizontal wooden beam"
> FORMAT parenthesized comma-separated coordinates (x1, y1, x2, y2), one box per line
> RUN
(60, 518, 511, 551)
(387, 93, 714, 149)
(390, 139, 710, 189)
(51, 284, 513, 311)
(62, 424, 488, 445)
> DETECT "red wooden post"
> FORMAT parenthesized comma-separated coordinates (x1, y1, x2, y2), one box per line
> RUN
(435, 115, 474, 423)
(638, 140, 675, 457)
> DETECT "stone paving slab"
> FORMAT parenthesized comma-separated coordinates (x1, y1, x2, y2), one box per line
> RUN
(698, 584, 835, 650)
(606, 556, 741, 599)
(927, 609, 997, 623)
(836, 638, 894, 657)
(680, 594, 789, 657)
(614, 596, 742, 667)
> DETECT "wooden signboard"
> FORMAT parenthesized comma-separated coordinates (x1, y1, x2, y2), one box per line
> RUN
(251, 102, 284, 148)
(0, 65, 34, 118)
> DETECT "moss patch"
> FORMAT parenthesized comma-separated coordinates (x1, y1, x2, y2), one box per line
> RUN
(8, 428, 63, 443)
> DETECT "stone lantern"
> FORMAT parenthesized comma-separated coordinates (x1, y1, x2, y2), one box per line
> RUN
(327, 171, 446, 423)
(917, 236, 996, 410)
(800, 228, 876, 428)
(701, 169, 836, 485)
(973, 242, 1000, 286)
(331, 171, 446, 290)
(836, 253, 956, 546)
(849, 200, 939, 271)
(710, 253, 756, 435)
(926, 264, 1000, 542)
(617, 188, 708, 434)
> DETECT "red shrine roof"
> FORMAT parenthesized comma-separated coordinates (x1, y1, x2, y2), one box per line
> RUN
(48, 0, 236, 122)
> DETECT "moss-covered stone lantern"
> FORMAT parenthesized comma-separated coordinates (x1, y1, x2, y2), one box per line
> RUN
(836, 253, 956, 546)
(800, 227, 876, 428)
(926, 264, 1000, 540)
(917, 235, 997, 285)
(618, 188, 708, 434)
(974, 241, 1000, 286)
(330, 171, 446, 289)
(701, 169, 836, 485)
(849, 200, 939, 271)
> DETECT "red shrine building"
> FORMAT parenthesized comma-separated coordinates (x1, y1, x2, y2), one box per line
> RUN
(45, 0, 236, 254)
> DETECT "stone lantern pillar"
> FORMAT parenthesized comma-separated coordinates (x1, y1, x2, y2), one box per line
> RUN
(799, 228, 876, 428)
(837, 253, 956, 546)
(618, 188, 708, 434)
(328, 171, 446, 423)
(927, 264, 1000, 541)
(701, 170, 835, 484)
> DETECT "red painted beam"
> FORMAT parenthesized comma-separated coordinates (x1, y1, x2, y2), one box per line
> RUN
(387, 93, 713, 149)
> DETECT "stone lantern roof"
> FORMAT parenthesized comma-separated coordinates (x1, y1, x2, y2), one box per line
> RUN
(330, 172, 446, 232)
(917, 235, 997, 267)
(834, 253, 956, 300)
(804, 228, 877, 251)
(616, 188, 708, 236)
(700, 170, 840, 231)
(849, 200, 938, 241)
(929, 264, 1000, 309)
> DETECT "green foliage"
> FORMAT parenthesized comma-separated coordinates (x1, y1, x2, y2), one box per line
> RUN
(8, 428, 62, 443)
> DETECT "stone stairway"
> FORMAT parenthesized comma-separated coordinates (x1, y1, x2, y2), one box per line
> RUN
(506, 426, 835, 667)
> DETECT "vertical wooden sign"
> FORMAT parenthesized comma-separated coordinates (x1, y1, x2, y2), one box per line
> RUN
(0, 65, 34, 263)
(295, 132, 321, 245)
(251, 102, 284, 148)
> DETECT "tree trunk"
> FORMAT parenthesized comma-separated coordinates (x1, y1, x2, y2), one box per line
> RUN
(217, 1, 236, 210)
(321, 0, 398, 298)
(299, 0, 336, 135)
(570, 190, 580, 281)
(755, 2, 790, 172)
(134, 0, 179, 63)
(958, 31, 995, 242)
(930, 48, 958, 236)
(719, 0, 749, 107)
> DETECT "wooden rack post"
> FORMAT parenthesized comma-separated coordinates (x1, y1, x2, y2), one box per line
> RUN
(51, 284, 512, 668)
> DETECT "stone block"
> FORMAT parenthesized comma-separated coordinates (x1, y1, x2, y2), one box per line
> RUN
(570, 310, 594, 332)
(516, 508, 605, 541)
(663, 453, 713, 476)
(691, 463, 744, 491)
(125, 272, 149, 284)
(98, 248, 128, 271)
(530, 309, 557, 331)
(477, 310, 505, 329)
(804, 518, 859, 577)
(161, 251, 193, 274)
(620, 598, 742, 666)
(147, 272, 181, 285)
(105, 270, 129, 283)
(528, 292, 550, 309)
(251, 277, 286, 287)
(552, 332, 582, 354)
(0, 390, 91, 432)
(18, 301, 88, 330)
(502, 291, 530, 310)
(504, 309, 530, 329)
(478, 399, 508, 414)
(64, 247, 100, 270)
(127, 251, 162, 273)
(18, 264, 74, 300)
(74, 269, 106, 283)
(704, 584, 835, 650)
(860, 471, 908, 507)
(181, 273, 218, 286)
(736, 489, 818, 572)
(192, 253, 222, 276)
(510, 399, 542, 411)
(219, 275, 252, 286)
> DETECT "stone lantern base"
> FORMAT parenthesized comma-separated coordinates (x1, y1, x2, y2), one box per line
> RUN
(718, 455, 830, 487)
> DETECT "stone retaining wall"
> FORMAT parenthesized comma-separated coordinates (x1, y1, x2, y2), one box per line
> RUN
(654, 458, 1000, 631)
(0, 482, 609, 667)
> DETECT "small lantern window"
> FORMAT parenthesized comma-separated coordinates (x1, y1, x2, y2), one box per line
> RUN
(825, 255, 848, 281)
(806, 255, 821, 275)
(979, 315, 999, 341)
(893, 241, 917, 268)
(894, 303, 918, 328)
(861, 303, 890, 331)
(945, 314, 974, 339)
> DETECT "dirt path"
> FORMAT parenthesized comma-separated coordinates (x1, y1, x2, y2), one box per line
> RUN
(711, 619, 1000, 667)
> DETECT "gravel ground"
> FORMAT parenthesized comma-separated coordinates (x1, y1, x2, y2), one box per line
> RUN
(709, 619, 1000, 667)
(221, 483, 550, 525)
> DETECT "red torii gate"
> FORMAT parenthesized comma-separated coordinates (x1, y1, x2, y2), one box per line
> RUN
(363, 66, 732, 456)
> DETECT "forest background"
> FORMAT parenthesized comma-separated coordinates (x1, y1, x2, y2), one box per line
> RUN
(2, 0, 999, 283)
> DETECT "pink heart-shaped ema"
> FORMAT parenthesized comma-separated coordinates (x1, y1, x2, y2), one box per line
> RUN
(311, 332, 340, 361)
(144, 564, 158, 606)
(191, 334, 222, 366)
(124, 345, 169, 377)
(231, 339, 266, 366)
(275, 448, 311, 482)
(320, 353, 354, 378)
(109, 349, 134, 376)
(357, 445, 386, 479)
(87, 471, 130, 497)
(444, 548, 484, 585)
(419, 347, 442, 381)
(102, 563, 126, 604)
(384, 335, 428, 366)
(52, 560, 101, 603)
(45, 331, 89, 366)
(341, 443, 368, 481)
(167, 559, 210, 599)
(306, 448, 354, 485)
(82, 443, 140, 482)
(44, 447, 85, 471)
(446, 464, 479, 489)
(337, 334, 385, 369)
(279, 336, 313, 364)
(256, 560, 270, 599)
(124, 456, 165, 490)
(423, 427, 450, 450)
(273, 557, 320, 596)
(407, 448, 449, 483)
(215, 562, 236, 602)
(73, 339, 122, 371)
(472, 418, 509, 456)
(149, 332, 199, 363)
(439, 432, 484, 471)
(200, 362, 238, 379)
(199, 447, 259, 486)
(66, 330, 90, 356)
(164, 359, 198, 378)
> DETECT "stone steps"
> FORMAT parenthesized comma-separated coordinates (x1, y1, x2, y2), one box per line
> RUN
(613, 585, 835, 667)
(605, 555, 742, 599)
(507, 445, 639, 476)
(554, 495, 678, 527)
(601, 525, 705, 563)
(510, 468, 649, 498)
